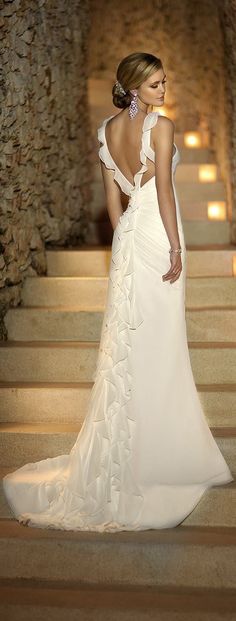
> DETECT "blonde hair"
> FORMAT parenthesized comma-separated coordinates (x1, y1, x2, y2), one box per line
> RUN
(112, 52, 163, 109)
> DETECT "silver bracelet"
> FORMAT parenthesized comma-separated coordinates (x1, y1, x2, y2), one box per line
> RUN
(169, 248, 182, 254)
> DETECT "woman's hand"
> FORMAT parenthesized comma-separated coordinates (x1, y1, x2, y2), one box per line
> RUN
(162, 251, 182, 284)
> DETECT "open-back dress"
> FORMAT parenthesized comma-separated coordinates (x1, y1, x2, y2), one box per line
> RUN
(3, 110, 234, 531)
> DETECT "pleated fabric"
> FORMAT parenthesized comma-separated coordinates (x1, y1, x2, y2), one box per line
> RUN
(3, 111, 234, 531)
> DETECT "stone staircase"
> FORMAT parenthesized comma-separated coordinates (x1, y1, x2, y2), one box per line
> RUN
(0, 243, 236, 619)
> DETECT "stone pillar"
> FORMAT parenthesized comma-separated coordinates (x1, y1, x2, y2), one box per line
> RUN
(0, 0, 91, 339)
(219, 0, 236, 244)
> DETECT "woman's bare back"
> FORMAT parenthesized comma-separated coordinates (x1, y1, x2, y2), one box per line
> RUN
(104, 108, 175, 190)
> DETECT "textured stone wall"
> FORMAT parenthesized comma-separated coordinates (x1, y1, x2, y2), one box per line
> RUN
(0, 0, 91, 338)
(88, 0, 236, 241)
(219, 0, 236, 243)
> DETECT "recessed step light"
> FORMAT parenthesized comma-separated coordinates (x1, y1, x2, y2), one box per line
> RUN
(207, 202, 227, 220)
(184, 132, 202, 148)
(199, 165, 217, 182)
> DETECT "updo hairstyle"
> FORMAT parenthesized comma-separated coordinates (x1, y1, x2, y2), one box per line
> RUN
(112, 52, 163, 109)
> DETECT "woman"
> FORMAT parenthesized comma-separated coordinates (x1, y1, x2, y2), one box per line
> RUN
(3, 52, 234, 531)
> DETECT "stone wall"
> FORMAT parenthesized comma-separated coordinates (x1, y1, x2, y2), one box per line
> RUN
(0, 0, 91, 339)
(88, 0, 236, 241)
(219, 0, 236, 243)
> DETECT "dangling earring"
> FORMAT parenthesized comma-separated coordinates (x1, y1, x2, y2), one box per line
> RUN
(129, 90, 139, 119)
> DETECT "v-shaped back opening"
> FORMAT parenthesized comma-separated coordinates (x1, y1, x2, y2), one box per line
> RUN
(103, 112, 157, 189)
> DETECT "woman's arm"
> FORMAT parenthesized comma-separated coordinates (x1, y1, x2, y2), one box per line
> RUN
(153, 116, 181, 250)
(99, 160, 123, 231)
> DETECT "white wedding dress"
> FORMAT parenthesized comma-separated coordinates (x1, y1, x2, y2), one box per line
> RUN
(3, 110, 234, 531)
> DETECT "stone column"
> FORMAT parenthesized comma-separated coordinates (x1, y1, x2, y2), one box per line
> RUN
(0, 0, 92, 339)
(219, 0, 236, 244)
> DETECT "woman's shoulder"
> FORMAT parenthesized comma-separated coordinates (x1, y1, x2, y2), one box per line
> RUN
(152, 113, 175, 143)
(156, 114, 175, 131)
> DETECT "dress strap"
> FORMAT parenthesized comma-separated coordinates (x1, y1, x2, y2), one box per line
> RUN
(142, 110, 159, 162)
(132, 111, 159, 190)
(97, 115, 133, 195)
(97, 115, 115, 168)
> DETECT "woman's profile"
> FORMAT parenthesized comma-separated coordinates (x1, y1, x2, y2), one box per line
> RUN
(3, 52, 234, 531)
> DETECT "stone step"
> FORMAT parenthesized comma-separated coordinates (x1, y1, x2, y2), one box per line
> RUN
(182, 220, 230, 245)
(0, 519, 235, 588)
(185, 254, 235, 278)
(186, 309, 236, 342)
(5, 308, 104, 341)
(0, 422, 235, 473)
(174, 181, 226, 201)
(22, 277, 108, 307)
(20, 276, 236, 308)
(1, 580, 236, 621)
(0, 382, 235, 428)
(178, 148, 216, 164)
(180, 200, 225, 220)
(45, 248, 236, 277)
(0, 341, 235, 384)
(4, 307, 236, 342)
(46, 249, 110, 277)
(175, 163, 221, 182)
(0, 382, 91, 425)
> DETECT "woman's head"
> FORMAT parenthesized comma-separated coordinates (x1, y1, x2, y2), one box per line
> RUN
(112, 52, 166, 110)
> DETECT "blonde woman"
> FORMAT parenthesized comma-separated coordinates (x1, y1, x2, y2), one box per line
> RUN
(3, 52, 233, 531)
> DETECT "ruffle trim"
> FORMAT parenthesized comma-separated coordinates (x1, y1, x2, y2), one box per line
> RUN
(15, 199, 147, 533)
(97, 111, 160, 196)
(86, 196, 146, 528)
